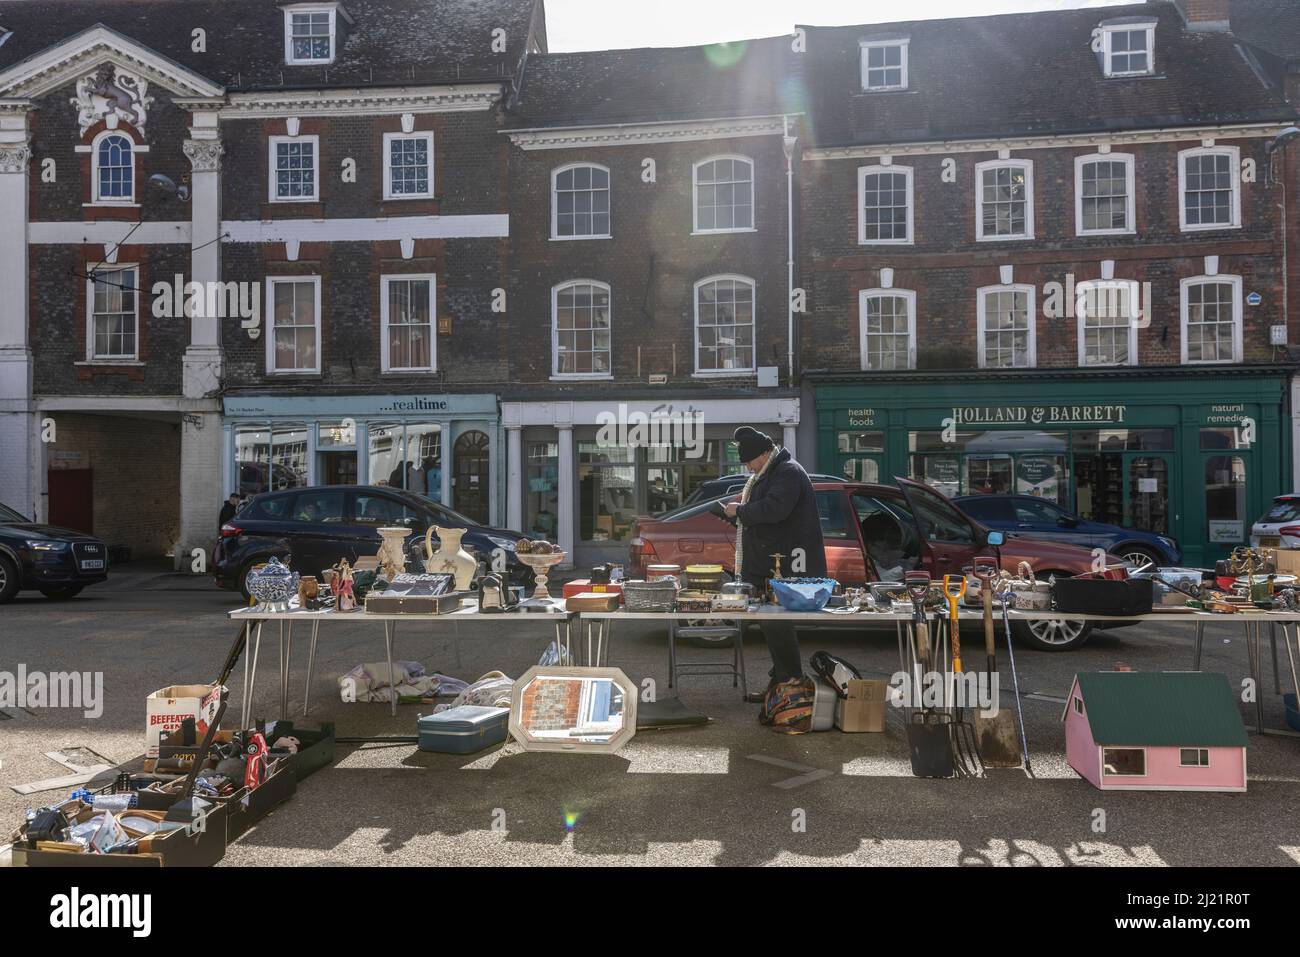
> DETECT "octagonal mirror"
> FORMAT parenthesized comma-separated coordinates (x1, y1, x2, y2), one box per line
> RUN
(509, 666, 637, 753)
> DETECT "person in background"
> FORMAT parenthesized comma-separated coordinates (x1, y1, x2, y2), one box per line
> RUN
(723, 427, 827, 703)
(422, 456, 441, 501)
(218, 492, 240, 531)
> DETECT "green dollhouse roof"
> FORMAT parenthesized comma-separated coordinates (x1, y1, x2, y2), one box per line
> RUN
(1072, 672, 1249, 748)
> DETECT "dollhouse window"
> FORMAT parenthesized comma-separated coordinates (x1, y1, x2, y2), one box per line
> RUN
(1102, 748, 1145, 775)
(1072, 696, 1083, 715)
(1179, 748, 1210, 767)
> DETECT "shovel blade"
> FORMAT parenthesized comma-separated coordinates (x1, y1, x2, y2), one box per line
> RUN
(907, 714, 956, 778)
(974, 711, 1022, 769)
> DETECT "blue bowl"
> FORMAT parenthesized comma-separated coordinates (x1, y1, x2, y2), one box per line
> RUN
(769, 577, 836, 612)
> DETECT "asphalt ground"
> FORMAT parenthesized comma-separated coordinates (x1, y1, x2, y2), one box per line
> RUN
(1, 568, 1298, 866)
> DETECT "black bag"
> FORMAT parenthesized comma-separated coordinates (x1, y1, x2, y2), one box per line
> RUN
(809, 651, 862, 698)
(1051, 577, 1153, 616)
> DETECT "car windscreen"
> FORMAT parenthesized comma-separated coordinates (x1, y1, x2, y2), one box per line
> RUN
(659, 497, 733, 523)
(404, 493, 480, 528)
(1264, 499, 1300, 523)
(0, 502, 29, 523)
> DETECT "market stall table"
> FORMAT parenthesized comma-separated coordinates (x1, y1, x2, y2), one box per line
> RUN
(578, 606, 1300, 737)
(227, 601, 574, 725)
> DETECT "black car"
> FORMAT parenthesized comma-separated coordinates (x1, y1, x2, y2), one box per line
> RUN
(678, 471, 843, 509)
(0, 501, 109, 603)
(213, 485, 531, 597)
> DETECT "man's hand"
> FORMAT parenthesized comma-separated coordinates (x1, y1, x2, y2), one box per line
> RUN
(724, 502, 739, 519)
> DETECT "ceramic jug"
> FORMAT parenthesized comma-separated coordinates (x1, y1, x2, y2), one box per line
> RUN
(423, 525, 476, 590)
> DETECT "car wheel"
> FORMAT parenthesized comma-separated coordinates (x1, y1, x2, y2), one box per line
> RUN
(39, 585, 84, 600)
(1012, 618, 1093, 652)
(0, 555, 19, 604)
(1118, 546, 1161, 571)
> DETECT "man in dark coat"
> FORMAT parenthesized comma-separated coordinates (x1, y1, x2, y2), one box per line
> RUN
(218, 493, 240, 531)
(724, 427, 826, 695)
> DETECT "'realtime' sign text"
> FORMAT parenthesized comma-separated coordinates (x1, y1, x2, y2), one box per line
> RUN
(951, 405, 1128, 426)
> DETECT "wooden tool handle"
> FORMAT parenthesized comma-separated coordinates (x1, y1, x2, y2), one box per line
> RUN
(915, 620, 932, 671)
(981, 583, 996, 667)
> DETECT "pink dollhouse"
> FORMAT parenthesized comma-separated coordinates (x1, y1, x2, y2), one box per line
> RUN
(1063, 672, 1248, 792)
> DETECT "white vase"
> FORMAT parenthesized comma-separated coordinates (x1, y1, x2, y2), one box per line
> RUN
(376, 526, 409, 580)
(424, 525, 476, 590)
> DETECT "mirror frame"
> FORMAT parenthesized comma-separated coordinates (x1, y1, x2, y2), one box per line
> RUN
(509, 666, 638, 753)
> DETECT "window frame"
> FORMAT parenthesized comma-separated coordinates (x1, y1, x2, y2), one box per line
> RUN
(976, 283, 1037, 369)
(857, 288, 916, 372)
(284, 4, 337, 65)
(1178, 145, 1241, 232)
(975, 158, 1034, 242)
(1179, 747, 1211, 768)
(692, 154, 756, 236)
(1101, 747, 1147, 777)
(265, 275, 322, 375)
(551, 278, 614, 380)
(268, 134, 320, 204)
(382, 131, 434, 201)
(550, 162, 612, 241)
(379, 273, 436, 374)
(85, 264, 140, 362)
(91, 130, 135, 205)
(859, 38, 909, 92)
(693, 273, 757, 376)
(1072, 696, 1084, 716)
(1180, 274, 1243, 365)
(1074, 152, 1136, 237)
(857, 163, 914, 245)
(1101, 22, 1155, 78)
(1075, 278, 1140, 368)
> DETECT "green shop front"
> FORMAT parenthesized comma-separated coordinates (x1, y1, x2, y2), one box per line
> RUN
(813, 372, 1290, 568)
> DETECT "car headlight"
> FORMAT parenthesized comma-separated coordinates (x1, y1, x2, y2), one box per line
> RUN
(27, 540, 68, 551)
(487, 536, 518, 552)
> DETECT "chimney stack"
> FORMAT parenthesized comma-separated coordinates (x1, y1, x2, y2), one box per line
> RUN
(1172, 0, 1230, 32)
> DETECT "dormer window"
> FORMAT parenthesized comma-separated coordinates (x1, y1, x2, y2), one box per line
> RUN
(860, 38, 908, 92)
(285, 4, 337, 65)
(1099, 19, 1155, 77)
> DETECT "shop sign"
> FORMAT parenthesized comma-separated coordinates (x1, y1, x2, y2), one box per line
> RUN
(951, 405, 1127, 426)
(848, 407, 877, 426)
(1208, 521, 1245, 543)
(1205, 404, 1248, 426)
(223, 394, 498, 418)
(1017, 457, 1057, 484)
(926, 458, 960, 483)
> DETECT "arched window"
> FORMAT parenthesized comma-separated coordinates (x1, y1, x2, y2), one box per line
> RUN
(694, 275, 755, 373)
(552, 280, 612, 377)
(551, 164, 610, 239)
(94, 133, 134, 203)
(693, 156, 754, 233)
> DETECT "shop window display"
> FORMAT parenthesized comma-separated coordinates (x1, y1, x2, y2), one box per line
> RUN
(1205, 455, 1247, 545)
(579, 442, 636, 542)
(235, 424, 308, 496)
(526, 442, 559, 541)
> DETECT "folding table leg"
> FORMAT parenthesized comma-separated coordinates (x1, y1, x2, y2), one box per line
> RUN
(303, 620, 319, 717)
(1270, 623, 1281, 694)
(244, 621, 264, 730)
(385, 620, 397, 718)
(1193, 621, 1205, 671)
(241, 620, 252, 728)
(281, 620, 293, 719)
(735, 622, 747, 698)
(668, 619, 677, 690)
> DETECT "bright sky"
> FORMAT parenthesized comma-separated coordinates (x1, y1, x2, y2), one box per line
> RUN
(545, 0, 1136, 51)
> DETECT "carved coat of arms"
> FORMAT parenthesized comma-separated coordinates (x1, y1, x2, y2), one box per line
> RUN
(72, 64, 153, 137)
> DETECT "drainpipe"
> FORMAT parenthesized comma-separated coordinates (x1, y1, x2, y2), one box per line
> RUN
(783, 116, 797, 386)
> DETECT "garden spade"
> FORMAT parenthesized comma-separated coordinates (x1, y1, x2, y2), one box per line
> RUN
(904, 571, 954, 778)
(972, 560, 1021, 768)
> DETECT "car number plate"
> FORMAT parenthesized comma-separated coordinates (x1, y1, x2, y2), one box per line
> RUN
(80, 559, 105, 570)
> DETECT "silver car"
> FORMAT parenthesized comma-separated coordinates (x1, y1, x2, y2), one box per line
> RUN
(1250, 494, 1300, 548)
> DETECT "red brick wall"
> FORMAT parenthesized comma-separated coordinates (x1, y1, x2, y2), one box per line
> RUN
(520, 677, 582, 730)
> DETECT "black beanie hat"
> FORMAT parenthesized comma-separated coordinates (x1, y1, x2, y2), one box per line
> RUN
(734, 426, 775, 463)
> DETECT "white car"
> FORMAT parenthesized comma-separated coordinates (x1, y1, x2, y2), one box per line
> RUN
(1250, 494, 1300, 548)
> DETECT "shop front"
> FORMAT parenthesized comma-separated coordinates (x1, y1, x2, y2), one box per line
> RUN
(222, 394, 502, 527)
(813, 373, 1289, 568)
(501, 396, 801, 568)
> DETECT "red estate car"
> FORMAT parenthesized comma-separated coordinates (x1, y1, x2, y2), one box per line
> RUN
(629, 477, 1126, 651)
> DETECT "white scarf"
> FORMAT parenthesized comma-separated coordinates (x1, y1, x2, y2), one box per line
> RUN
(734, 447, 781, 579)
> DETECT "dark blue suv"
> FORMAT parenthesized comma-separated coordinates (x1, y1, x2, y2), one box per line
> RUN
(954, 494, 1180, 568)
(0, 501, 109, 603)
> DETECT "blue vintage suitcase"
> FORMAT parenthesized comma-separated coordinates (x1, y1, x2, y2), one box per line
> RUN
(417, 706, 510, 754)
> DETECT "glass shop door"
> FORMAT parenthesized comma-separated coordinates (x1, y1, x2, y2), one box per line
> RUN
(1123, 454, 1172, 534)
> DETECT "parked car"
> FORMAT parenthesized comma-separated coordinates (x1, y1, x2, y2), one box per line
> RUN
(1250, 493, 1300, 548)
(680, 471, 843, 509)
(213, 485, 530, 597)
(0, 501, 109, 603)
(954, 494, 1180, 568)
(630, 478, 1127, 650)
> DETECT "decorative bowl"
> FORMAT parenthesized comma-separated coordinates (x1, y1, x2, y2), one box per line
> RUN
(247, 557, 300, 612)
(769, 577, 837, 612)
(518, 550, 566, 599)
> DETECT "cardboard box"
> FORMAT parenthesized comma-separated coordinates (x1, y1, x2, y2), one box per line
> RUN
(1273, 549, 1300, 576)
(145, 684, 222, 758)
(834, 679, 889, 732)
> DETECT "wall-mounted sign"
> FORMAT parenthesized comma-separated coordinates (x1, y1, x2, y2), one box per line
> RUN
(951, 405, 1127, 426)
(1208, 521, 1245, 543)
(1246, 292, 1262, 307)
(1204, 403, 1247, 425)
(1137, 477, 1158, 494)
(848, 407, 876, 426)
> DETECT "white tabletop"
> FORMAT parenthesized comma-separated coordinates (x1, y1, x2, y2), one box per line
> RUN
(228, 598, 571, 622)
(577, 605, 1300, 624)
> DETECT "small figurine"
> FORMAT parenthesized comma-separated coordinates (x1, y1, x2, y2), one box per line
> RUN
(335, 560, 357, 612)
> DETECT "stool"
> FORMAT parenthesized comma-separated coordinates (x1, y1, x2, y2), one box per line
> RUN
(668, 619, 748, 699)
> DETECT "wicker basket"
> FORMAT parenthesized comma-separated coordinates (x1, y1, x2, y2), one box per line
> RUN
(623, 578, 678, 612)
